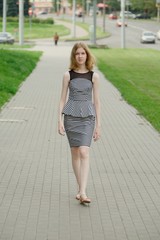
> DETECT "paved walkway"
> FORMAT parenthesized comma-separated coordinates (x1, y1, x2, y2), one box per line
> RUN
(0, 35, 160, 240)
(55, 19, 88, 39)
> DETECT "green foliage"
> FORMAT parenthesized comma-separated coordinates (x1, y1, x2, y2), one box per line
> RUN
(7, 0, 18, 17)
(24, 0, 30, 16)
(1, 0, 30, 17)
(0, 17, 19, 22)
(107, 0, 120, 11)
(0, 49, 42, 108)
(25, 17, 54, 24)
(92, 48, 160, 132)
(68, 0, 83, 7)
(0, 0, 3, 16)
(130, 0, 156, 13)
(0, 17, 54, 24)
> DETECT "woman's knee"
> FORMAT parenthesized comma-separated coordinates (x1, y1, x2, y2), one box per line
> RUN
(71, 147, 80, 159)
(79, 147, 89, 159)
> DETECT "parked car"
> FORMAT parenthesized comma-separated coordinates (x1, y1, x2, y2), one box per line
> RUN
(38, 11, 48, 15)
(135, 13, 151, 19)
(120, 11, 136, 19)
(140, 31, 156, 44)
(116, 19, 127, 27)
(89, 7, 100, 16)
(157, 30, 160, 40)
(108, 12, 118, 20)
(75, 10, 83, 17)
(0, 32, 15, 44)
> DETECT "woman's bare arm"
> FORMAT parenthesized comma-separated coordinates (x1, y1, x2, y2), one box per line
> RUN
(92, 72, 101, 141)
(58, 71, 70, 135)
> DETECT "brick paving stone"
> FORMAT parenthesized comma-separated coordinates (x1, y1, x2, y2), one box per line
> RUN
(0, 41, 160, 240)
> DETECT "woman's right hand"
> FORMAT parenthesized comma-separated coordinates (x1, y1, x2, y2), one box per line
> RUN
(58, 121, 65, 136)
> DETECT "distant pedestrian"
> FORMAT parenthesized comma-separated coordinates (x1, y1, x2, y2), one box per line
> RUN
(53, 32, 59, 46)
(58, 42, 101, 204)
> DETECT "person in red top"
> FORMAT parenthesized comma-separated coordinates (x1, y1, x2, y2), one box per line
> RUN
(53, 32, 59, 46)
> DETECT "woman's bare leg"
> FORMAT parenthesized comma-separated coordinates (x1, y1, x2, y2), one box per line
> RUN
(71, 146, 90, 201)
(79, 146, 90, 195)
(71, 147, 81, 191)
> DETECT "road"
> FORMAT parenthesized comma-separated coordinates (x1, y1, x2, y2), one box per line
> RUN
(97, 18, 160, 49)
(77, 16, 160, 49)
(40, 13, 160, 49)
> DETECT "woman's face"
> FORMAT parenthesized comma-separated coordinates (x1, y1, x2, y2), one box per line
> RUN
(75, 47, 87, 66)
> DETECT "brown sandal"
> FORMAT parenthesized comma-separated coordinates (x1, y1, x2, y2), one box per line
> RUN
(80, 194, 91, 204)
(76, 192, 81, 200)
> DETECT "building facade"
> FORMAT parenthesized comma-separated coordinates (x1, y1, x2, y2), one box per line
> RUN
(30, 0, 70, 15)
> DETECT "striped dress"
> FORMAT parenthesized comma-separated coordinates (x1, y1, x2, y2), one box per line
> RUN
(62, 70, 95, 147)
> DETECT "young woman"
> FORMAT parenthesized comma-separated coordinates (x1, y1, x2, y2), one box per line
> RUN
(58, 42, 101, 204)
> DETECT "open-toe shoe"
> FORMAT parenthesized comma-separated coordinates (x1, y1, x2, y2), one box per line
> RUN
(80, 194, 91, 204)
(75, 192, 81, 200)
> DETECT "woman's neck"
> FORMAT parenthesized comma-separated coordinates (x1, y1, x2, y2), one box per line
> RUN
(76, 66, 88, 73)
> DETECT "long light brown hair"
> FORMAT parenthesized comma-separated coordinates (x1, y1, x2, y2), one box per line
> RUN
(69, 42, 96, 71)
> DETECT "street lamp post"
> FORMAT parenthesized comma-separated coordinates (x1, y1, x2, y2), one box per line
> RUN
(2, 0, 7, 32)
(93, 0, 97, 45)
(72, 0, 76, 38)
(121, 0, 125, 49)
(82, 0, 85, 23)
(102, 0, 106, 32)
(86, 0, 90, 16)
(19, 0, 24, 45)
(156, 0, 160, 22)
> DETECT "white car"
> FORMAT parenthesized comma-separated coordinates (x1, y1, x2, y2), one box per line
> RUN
(0, 32, 15, 44)
(140, 31, 156, 44)
(89, 7, 100, 16)
(120, 11, 136, 19)
(157, 30, 160, 40)
(75, 10, 83, 17)
(38, 11, 48, 15)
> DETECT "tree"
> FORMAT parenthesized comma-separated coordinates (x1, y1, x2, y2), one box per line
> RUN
(130, 0, 156, 13)
(24, 0, 30, 16)
(68, 0, 83, 6)
(7, 0, 18, 16)
(7, 0, 30, 16)
(0, 0, 3, 17)
(107, 0, 120, 12)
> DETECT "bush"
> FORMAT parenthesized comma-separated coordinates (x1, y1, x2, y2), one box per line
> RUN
(0, 17, 18, 22)
(0, 17, 54, 24)
(25, 17, 54, 24)
(38, 18, 54, 24)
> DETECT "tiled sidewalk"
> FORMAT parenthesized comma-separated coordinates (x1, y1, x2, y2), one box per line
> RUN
(0, 43, 160, 240)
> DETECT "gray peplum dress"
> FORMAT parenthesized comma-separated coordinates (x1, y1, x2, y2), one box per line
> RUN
(62, 70, 96, 147)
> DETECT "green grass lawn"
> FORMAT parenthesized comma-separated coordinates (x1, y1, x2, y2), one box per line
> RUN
(0, 21, 70, 41)
(0, 49, 42, 108)
(24, 23, 69, 40)
(0, 18, 108, 43)
(91, 48, 160, 132)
